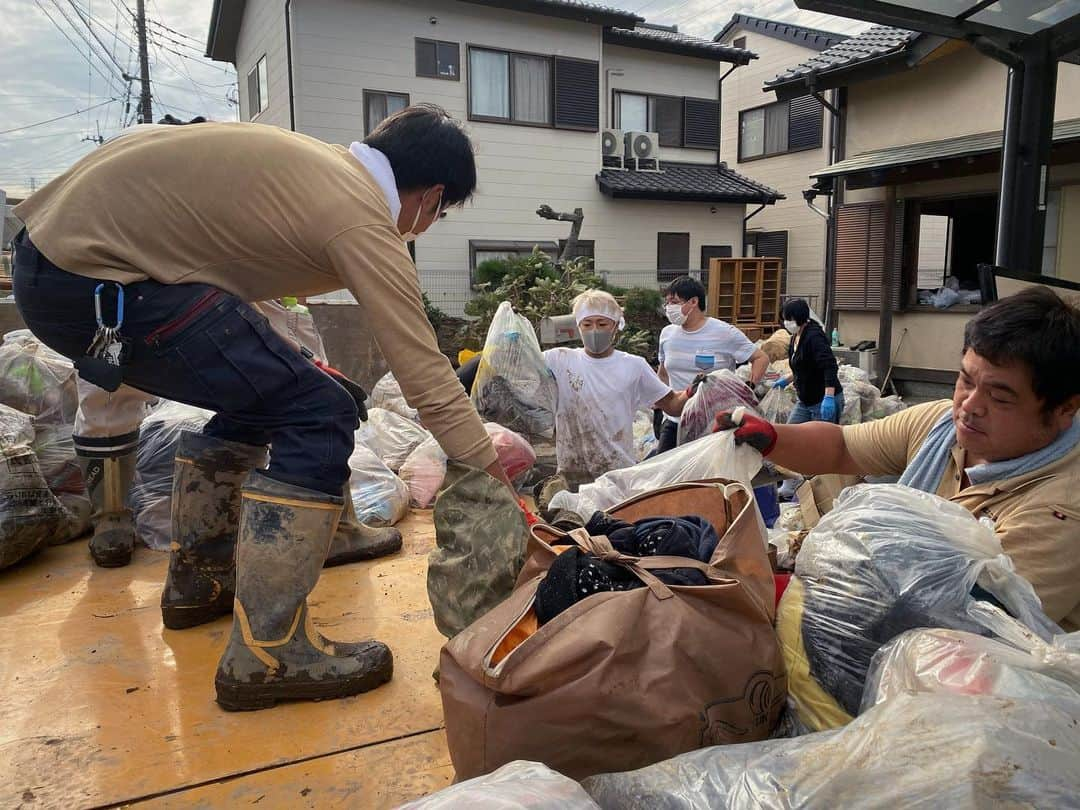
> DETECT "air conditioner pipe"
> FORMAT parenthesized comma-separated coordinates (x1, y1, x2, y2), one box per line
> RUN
(717, 63, 739, 172)
(804, 188, 830, 220)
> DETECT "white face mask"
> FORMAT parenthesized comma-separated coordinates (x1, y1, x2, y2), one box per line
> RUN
(783, 320, 798, 333)
(665, 303, 688, 326)
(582, 328, 615, 355)
(401, 189, 442, 242)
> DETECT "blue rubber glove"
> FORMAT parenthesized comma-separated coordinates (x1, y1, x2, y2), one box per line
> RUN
(772, 377, 789, 389)
(820, 394, 838, 423)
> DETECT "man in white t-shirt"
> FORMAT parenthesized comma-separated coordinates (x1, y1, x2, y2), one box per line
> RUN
(657, 276, 769, 454)
(543, 289, 689, 488)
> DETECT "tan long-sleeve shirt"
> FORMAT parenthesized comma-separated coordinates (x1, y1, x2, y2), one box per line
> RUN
(14, 122, 496, 471)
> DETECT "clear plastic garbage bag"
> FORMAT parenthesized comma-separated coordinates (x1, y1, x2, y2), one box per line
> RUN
(346, 440, 409, 527)
(369, 371, 420, 423)
(32, 422, 90, 544)
(0, 404, 72, 569)
(677, 369, 759, 445)
(130, 401, 213, 551)
(582, 692, 1080, 810)
(633, 410, 657, 461)
(548, 431, 762, 520)
(400, 423, 536, 508)
(0, 330, 79, 425)
(862, 601, 1080, 716)
(471, 302, 557, 442)
(399, 761, 598, 810)
(355, 407, 430, 472)
(758, 385, 795, 424)
(776, 484, 1059, 731)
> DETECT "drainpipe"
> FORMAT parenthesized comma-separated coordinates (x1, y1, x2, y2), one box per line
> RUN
(285, 0, 296, 131)
(717, 64, 738, 171)
(825, 87, 847, 331)
(742, 203, 766, 257)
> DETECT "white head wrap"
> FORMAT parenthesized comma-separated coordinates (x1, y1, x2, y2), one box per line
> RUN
(572, 290, 625, 330)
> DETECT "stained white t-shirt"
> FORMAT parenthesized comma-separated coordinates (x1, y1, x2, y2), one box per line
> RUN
(658, 318, 756, 423)
(544, 347, 672, 484)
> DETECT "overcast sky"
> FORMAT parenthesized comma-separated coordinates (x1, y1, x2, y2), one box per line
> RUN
(0, 0, 868, 198)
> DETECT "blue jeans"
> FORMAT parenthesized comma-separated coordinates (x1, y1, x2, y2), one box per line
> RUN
(12, 231, 357, 496)
(787, 392, 844, 425)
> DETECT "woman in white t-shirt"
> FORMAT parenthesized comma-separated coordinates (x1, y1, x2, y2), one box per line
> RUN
(656, 276, 769, 454)
(542, 290, 689, 489)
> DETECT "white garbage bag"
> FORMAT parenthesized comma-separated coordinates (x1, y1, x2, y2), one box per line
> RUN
(346, 441, 409, 527)
(676, 369, 758, 445)
(548, 431, 761, 520)
(355, 407, 430, 472)
(370, 371, 420, 423)
(400, 761, 598, 809)
(0, 330, 79, 425)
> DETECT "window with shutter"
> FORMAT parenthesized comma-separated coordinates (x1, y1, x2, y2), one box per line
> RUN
(833, 202, 904, 311)
(787, 95, 823, 151)
(554, 57, 599, 131)
(657, 232, 691, 283)
(683, 97, 719, 150)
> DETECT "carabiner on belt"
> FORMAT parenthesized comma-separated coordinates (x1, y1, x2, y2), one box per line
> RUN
(94, 282, 125, 330)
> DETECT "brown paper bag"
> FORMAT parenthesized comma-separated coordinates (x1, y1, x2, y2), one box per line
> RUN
(796, 474, 862, 529)
(439, 479, 786, 781)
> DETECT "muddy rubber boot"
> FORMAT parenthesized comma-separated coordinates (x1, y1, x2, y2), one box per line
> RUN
(533, 473, 569, 515)
(324, 490, 402, 567)
(161, 431, 268, 631)
(74, 431, 139, 568)
(214, 471, 394, 711)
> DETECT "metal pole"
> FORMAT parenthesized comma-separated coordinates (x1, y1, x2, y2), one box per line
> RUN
(994, 64, 1023, 268)
(136, 0, 153, 124)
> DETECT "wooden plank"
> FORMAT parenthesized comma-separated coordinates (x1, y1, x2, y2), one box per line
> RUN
(0, 511, 447, 809)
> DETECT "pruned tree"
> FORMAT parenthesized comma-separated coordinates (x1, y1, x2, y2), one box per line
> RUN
(536, 204, 585, 265)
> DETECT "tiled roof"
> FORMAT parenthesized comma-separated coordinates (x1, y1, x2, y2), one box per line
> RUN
(605, 24, 755, 64)
(596, 162, 783, 204)
(766, 25, 918, 88)
(457, 0, 640, 27)
(715, 13, 849, 52)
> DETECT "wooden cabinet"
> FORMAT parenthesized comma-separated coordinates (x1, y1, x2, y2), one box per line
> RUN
(706, 257, 784, 341)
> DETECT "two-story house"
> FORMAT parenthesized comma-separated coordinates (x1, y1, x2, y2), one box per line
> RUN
(714, 14, 849, 312)
(205, 0, 782, 314)
(765, 24, 1080, 388)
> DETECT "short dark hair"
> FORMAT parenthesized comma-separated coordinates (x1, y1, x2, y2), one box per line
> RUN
(665, 276, 707, 311)
(963, 286, 1080, 412)
(363, 103, 477, 207)
(782, 298, 810, 326)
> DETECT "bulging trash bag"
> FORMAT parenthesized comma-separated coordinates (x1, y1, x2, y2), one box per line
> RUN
(130, 401, 213, 551)
(758, 385, 795, 424)
(471, 302, 557, 442)
(32, 422, 90, 544)
(677, 369, 759, 445)
(582, 692, 1080, 809)
(346, 441, 409, 527)
(355, 407, 430, 472)
(633, 410, 657, 461)
(369, 371, 420, 423)
(776, 484, 1058, 731)
(548, 431, 761, 520)
(0, 330, 79, 425)
(401, 423, 536, 509)
(862, 601, 1080, 716)
(399, 761, 598, 809)
(428, 461, 528, 639)
(0, 404, 72, 569)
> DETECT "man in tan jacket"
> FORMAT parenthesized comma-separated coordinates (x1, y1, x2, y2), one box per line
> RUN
(12, 105, 510, 711)
(714, 287, 1080, 631)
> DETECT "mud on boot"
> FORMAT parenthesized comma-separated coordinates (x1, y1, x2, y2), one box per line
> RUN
(74, 431, 139, 568)
(324, 489, 402, 567)
(214, 471, 394, 711)
(161, 431, 268, 630)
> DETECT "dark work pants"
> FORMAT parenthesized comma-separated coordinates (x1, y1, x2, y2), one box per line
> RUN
(655, 418, 679, 455)
(12, 231, 357, 496)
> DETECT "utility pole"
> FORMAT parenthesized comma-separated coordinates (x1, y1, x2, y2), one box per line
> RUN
(135, 0, 153, 124)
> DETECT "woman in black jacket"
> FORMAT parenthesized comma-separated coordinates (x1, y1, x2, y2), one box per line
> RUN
(772, 299, 844, 424)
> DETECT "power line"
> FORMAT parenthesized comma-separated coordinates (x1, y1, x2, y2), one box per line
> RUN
(0, 98, 117, 136)
(147, 16, 203, 46)
(33, 0, 123, 89)
(62, 0, 129, 73)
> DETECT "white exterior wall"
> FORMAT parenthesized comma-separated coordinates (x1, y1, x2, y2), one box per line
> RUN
(230, 0, 748, 314)
(717, 25, 834, 305)
(235, 0, 290, 128)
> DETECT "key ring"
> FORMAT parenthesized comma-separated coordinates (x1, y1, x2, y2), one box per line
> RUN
(93, 283, 124, 330)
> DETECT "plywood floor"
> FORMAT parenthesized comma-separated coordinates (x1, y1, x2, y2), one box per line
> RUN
(0, 511, 453, 809)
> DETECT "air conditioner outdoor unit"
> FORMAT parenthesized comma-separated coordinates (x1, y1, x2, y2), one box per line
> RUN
(624, 130, 660, 170)
(601, 128, 624, 167)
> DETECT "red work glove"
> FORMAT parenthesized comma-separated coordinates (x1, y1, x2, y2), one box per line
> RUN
(518, 497, 540, 526)
(314, 359, 369, 421)
(712, 407, 778, 456)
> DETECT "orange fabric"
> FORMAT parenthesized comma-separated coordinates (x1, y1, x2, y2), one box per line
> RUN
(491, 545, 574, 665)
